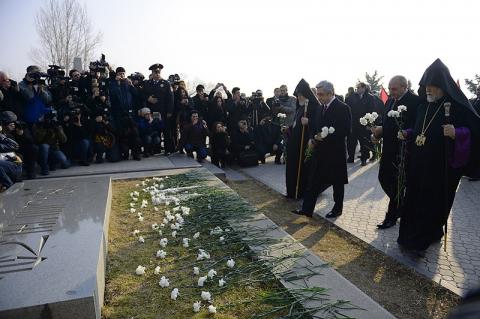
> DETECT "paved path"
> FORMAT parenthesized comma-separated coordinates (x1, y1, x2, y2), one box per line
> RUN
(238, 156, 480, 296)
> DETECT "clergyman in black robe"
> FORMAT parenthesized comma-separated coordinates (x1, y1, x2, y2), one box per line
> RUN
(285, 79, 320, 199)
(398, 58, 480, 251)
(294, 80, 352, 218)
(372, 75, 420, 229)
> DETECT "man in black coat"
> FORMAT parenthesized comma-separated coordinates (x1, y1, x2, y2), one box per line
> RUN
(293, 80, 351, 218)
(142, 64, 175, 154)
(346, 82, 375, 165)
(371, 75, 420, 229)
(192, 84, 209, 121)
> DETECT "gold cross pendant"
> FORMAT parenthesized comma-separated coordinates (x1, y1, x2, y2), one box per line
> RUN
(415, 134, 426, 146)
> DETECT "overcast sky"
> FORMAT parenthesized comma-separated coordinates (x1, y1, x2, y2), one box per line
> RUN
(1, 0, 479, 97)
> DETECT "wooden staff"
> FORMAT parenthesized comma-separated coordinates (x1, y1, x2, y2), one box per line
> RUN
(443, 102, 451, 252)
(295, 100, 309, 199)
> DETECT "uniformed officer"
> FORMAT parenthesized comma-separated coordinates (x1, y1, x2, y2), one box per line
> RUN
(142, 63, 175, 155)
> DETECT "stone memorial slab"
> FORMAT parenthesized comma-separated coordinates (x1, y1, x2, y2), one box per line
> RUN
(0, 176, 112, 319)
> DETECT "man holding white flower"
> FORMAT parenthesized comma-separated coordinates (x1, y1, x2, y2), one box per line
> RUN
(293, 80, 351, 218)
(371, 75, 420, 229)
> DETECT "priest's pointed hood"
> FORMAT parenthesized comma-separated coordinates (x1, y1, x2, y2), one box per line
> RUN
(294, 79, 319, 107)
(419, 58, 478, 117)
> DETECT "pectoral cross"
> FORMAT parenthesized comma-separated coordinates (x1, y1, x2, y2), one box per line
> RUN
(415, 134, 426, 146)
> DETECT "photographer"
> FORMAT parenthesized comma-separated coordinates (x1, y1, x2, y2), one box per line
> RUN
(108, 67, 138, 125)
(64, 108, 93, 166)
(192, 84, 209, 121)
(248, 90, 271, 128)
(254, 116, 283, 164)
(1, 111, 37, 179)
(229, 118, 257, 166)
(183, 110, 209, 163)
(92, 108, 119, 163)
(207, 96, 227, 131)
(18, 65, 52, 124)
(266, 88, 281, 117)
(209, 122, 230, 168)
(0, 71, 23, 117)
(33, 110, 69, 175)
(142, 64, 175, 155)
(226, 87, 249, 132)
(0, 122, 22, 192)
(137, 107, 162, 157)
(117, 111, 142, 161)
(175, 87, 194, 153)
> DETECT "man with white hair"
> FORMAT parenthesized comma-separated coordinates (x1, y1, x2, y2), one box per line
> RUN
(371, 75, 420, 229)
(0, 71, 23, 117)
(293, 80, 351, 218)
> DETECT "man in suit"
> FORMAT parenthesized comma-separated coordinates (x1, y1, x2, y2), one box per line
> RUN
(293, 80, 352, 218)
(371, 75, 420, 229)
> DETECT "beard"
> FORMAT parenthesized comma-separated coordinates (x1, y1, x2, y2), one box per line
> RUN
(426, 94, 436, 102)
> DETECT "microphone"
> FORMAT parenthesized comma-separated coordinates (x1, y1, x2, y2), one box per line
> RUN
(444, 102, 451, 124)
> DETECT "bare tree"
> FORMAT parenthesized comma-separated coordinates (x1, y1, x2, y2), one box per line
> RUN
(30, 0, 102, 72)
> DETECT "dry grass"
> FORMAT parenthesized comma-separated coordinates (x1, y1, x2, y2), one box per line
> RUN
(228, 178, 460, 319)
(102, 178, 291, 319)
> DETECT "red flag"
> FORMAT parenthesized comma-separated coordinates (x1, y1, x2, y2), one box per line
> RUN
(380, 87, 389, 104)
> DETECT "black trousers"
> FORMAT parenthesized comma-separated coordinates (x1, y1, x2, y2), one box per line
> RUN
(347, 127, 371, 161)
(301, 183, 344, 214)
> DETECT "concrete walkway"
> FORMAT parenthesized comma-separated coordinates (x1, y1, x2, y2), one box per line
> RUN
(238, 156, 480, 296)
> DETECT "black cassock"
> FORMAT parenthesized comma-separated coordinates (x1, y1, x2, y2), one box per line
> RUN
(398, 59, 480, 251)
(399, 99, 467, 250)
(379, 91, 420, 219)
(285, 101, 319, 198)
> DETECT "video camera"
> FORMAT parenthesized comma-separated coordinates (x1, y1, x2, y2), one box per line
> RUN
(128, 72, 145, 82)
(27, 71, 48, 85)
(168, 74, 181, 85)
(89, 54, 109, 73)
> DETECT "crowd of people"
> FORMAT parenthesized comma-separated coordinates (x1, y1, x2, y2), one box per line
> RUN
(2, 57, 480, 254)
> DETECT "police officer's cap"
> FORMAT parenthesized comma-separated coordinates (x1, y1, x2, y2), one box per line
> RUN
(149, 63, 164, 71)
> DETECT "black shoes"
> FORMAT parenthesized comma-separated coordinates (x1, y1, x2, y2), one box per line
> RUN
(347, 157, 354, 163)
(325, 210, 342, 218)
(291, 209, 313, 217)
(377, 219, 396, 229)
(361, 160, 367, 166)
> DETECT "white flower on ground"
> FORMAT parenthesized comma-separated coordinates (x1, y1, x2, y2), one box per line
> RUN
(181, 206, 190, 215)
(138, 236, 145, 243)
(201, 291, 212, 301)
(193, 301, 201, 313)
(170, 288, 179, 300)
(359, 117, 368, 126)
(208, 305, 217, 314)
(193, 267, 200, 275)
(328, 126, 335, 134)
(156, 250, 167, 259)
(193, 232, 200, 239)
(219, 236, 225, 242)
(135, 265, 146, 275)
(398, 105, 407, 112)
(182, 238, 190, 248)
(159, 238, 168, 247)
(154, 207, 159, 212)
(207, 269, 217, 279)
(170, 223, 177, 230)
(198, 276, 207, 287)
(160, 223, 165, 228)
(158, 230, 163, 236)
(210, 226, 223, 235)
(171, 231, 177, 238)
(159, 276, 169, 288)
(132, 197, 138, 202)
(165, 201, 170, 206)
(130, 203, 135, 208)
(132, 229, 140, 236)
(138, 215, 144, 222)
(167, 215, 175, 222)
(227, 259, 235, 268)
(151, 223, 159, 230)
(163, 218, 169, 224)
(219, 278, 226, 287)
(197, 249, 211, 260)
(133, 191, 139, 196)
(130, 208, 136, 213)
(154, 266, 161, 274)
(225, 228, 230, 232)
(208, 204, 212, 210)
(141, 203, 147, 209)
